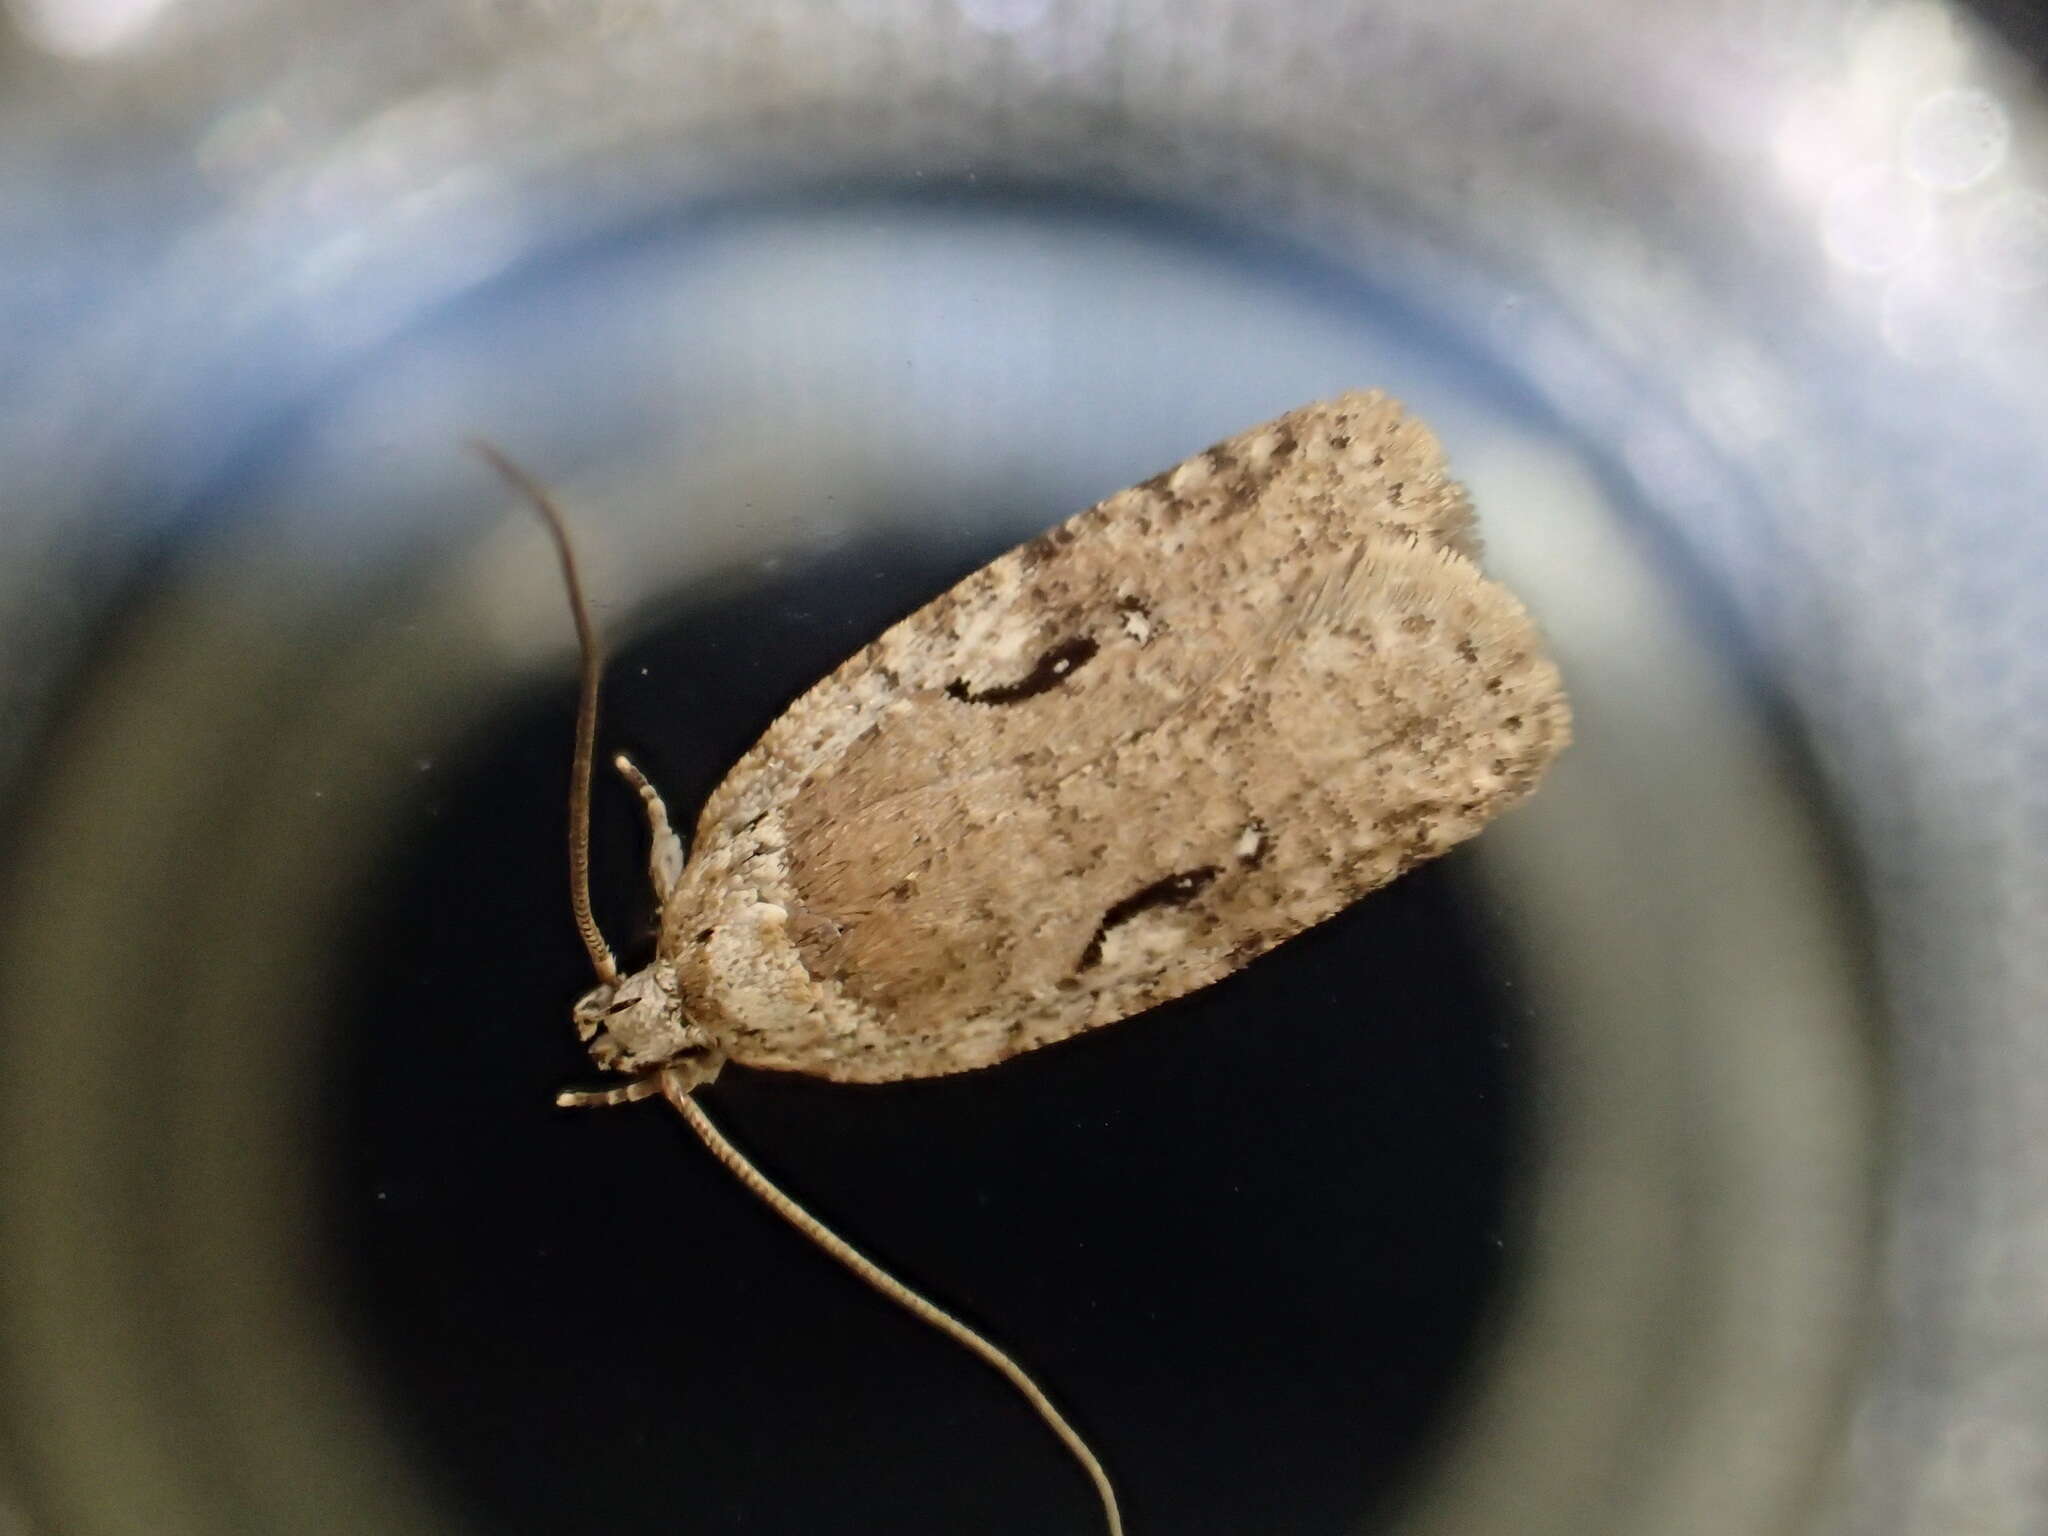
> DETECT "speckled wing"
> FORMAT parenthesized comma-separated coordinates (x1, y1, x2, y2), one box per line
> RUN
(663, 392, 1570, 1083)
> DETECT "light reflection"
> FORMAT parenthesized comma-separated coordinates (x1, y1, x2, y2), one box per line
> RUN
(1823, 162, 1935, 272)
(6, 0, 176, 56)
(1765, 0, 2044, 366)
(1970, 190, 2048, 293)
(1903, 88, 2011, 191)
(1848, 0, 1966, 102)
(1773, 85, 1884, 203)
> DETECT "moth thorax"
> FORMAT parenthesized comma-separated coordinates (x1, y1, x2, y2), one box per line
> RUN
(573, 961, 706, 1075)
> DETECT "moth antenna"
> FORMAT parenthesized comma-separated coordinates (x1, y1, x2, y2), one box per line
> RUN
(659, 1071, 1123, 1536)
(471, 440, 621, 988)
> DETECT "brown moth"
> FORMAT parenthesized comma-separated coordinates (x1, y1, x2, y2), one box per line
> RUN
(480, 391, 1569, 1536)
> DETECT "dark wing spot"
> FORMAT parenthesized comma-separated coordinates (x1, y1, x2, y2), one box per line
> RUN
(1076, 865, 1222, 971)
(1225, 938, 1266, 968)
(1017, 532, 1059, 568)
(946, 635, 1100, 706)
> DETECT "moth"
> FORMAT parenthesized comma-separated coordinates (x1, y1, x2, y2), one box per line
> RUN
(479, 392, 1569, 1536)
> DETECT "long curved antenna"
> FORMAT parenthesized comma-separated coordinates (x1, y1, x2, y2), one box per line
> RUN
(471, 441, 620, 988)
(660, 1072, 1124, 1536)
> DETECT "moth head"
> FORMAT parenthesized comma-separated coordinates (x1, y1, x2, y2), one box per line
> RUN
(573, 960, 698, 1074)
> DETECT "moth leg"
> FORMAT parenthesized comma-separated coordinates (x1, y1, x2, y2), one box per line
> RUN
(557, 1027, 722, 1108)
(613, 753, 685, 896)
(556, 1076, 664, 1109)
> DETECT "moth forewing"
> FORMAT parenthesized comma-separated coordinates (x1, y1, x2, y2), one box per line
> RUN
(664, 392, 1569, 1083)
